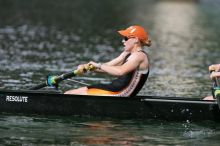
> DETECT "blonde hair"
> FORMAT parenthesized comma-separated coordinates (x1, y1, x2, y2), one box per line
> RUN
(141, 38, 151, 47)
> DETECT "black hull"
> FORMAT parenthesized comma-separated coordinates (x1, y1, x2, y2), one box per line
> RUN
(0, 89, 219, 122)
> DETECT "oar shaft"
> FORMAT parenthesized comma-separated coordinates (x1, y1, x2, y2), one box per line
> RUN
(29, 71, 77, 90)
(29, 82, 47, 90)
(29, 65, 95, 90)
(67, 79, 91, 86)
(56, 70, 77, 82)
(214, 77, 219, 86)
(210, 70, 220, 87)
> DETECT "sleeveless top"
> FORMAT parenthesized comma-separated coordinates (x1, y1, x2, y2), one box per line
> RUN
(88, 51, 149, 97)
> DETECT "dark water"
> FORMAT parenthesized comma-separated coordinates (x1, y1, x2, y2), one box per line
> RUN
(1, 0, 220, 145)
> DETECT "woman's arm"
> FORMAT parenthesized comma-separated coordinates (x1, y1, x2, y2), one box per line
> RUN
(104, 51, 130, 66)
(90, 52, 146, 76)
(210, 72, 220, 79)
(92, 51, 130, 73)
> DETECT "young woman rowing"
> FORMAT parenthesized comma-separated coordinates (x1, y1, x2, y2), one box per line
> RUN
(65, 25, 151, 96)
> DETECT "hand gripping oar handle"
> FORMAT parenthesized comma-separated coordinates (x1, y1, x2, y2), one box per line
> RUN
(29, 65, 95, 90)
(209, 70, 220, 110)
(209, 65, 220, 87)
(210, 70, 220, 98)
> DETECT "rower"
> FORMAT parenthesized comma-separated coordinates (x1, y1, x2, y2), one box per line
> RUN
(203, 64, 220, 101)
(64, 25, 151, 96)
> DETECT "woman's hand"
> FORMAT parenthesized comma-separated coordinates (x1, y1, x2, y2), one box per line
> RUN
(88, 61, 102, 70)
(77, 63, 94, 74)
(210, 71, 220, 79)
(209, 64, 220, 72)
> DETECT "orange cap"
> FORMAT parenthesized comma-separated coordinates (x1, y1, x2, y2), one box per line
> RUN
(118, 25, 150, 46)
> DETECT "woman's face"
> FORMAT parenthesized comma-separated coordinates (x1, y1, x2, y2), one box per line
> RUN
(122, 37, 138, 52)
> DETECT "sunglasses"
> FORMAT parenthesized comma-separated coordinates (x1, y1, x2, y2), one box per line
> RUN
(123, 37, 129, 41)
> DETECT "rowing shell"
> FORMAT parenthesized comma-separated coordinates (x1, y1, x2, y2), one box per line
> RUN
(0, 89, 219, 122)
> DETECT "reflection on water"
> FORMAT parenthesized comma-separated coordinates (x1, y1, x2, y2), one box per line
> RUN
(0, 114, 219, 146)
(142, 1, 214, 97)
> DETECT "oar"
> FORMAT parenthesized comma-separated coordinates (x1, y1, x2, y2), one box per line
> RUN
(210, 70, 220, 109)
(212, 78, 220, 110)
(29, 65, 94, 90)
(210, 70, 220, 97)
